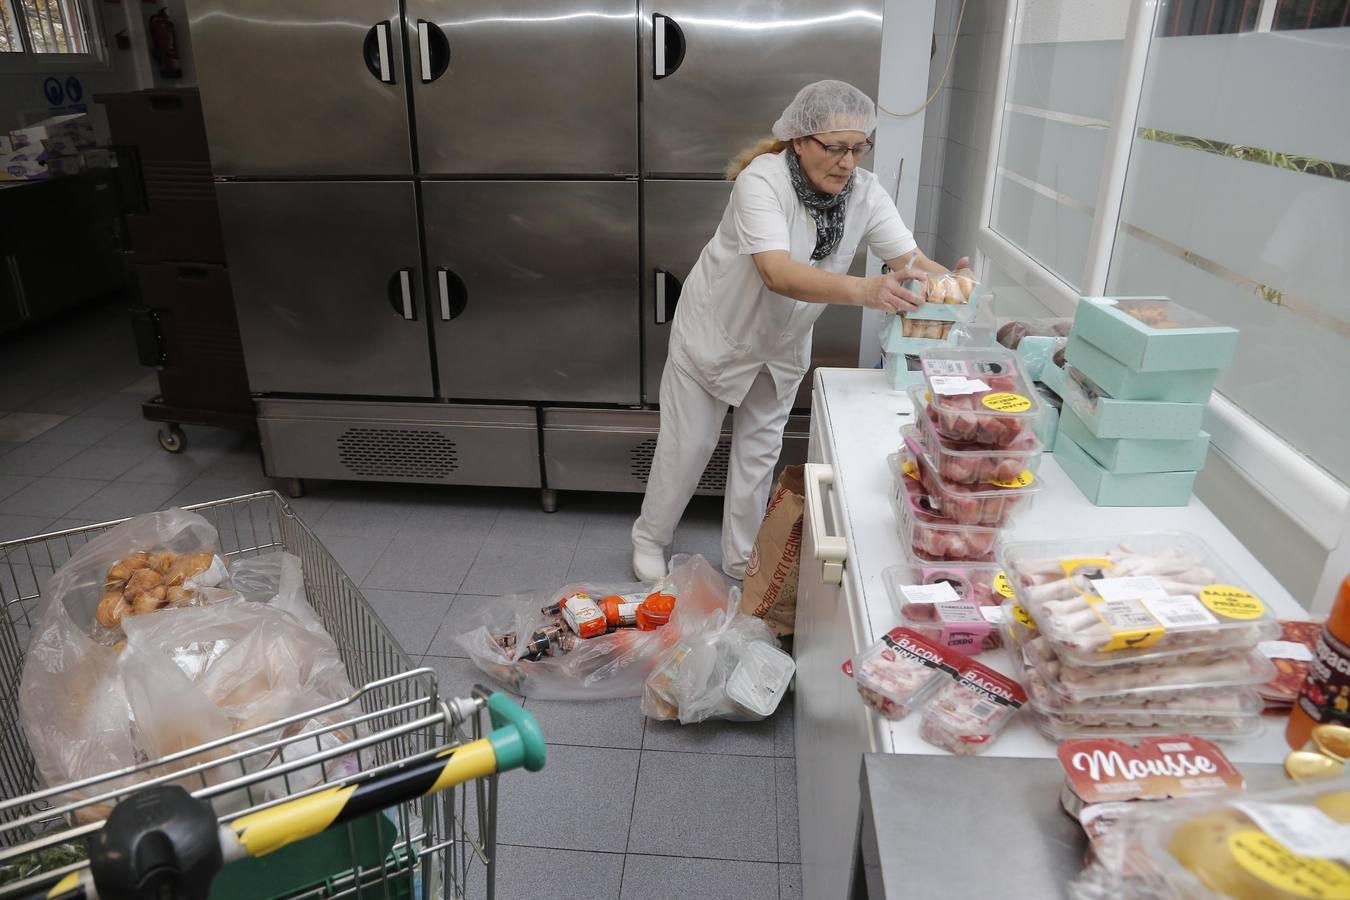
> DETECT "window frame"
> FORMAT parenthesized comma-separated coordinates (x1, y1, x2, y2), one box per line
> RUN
(0, 0, 109, 73)
(975, 0, 1350, 612)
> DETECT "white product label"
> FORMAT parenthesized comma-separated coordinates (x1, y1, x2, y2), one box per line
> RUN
(900, 581, 961, 604)
(1233, 802, 1350, 860)
(1092, 576, 1165, 603)
(928, 375, 990, 396)
(934, 602, 983, 624)
(1140, 594, 1219, 629)
(1097, 598, 1159, 633)
(1258, 640, 1314, 662)
(923, 358, 968, 378)
(979, 606, 1006, 624)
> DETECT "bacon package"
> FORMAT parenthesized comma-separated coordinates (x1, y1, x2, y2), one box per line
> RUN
(998, 532, 1279, 666)
(918, 656, 1026, 754)
(907, 384, 1043, 485)
(846, 627, 961, 720)
(902, 427, 1037, 527)
(919, 346, 1042, 447)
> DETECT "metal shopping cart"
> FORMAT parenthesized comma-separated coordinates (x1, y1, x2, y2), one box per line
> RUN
(0, 492, 542, 900)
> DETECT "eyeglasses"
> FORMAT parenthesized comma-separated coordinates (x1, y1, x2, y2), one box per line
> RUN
(807, 135, 873, 161)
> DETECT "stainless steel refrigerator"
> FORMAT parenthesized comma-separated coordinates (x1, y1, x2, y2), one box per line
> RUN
(187, 0, 882, 501)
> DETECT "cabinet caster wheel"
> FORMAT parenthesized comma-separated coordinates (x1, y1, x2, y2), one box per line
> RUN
(540, 489, 558, 513)
(284, 479, 305, 499)
(158, 424, 186, 454)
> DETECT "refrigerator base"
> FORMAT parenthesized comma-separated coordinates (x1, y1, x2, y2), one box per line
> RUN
(254, 399, 808, 498)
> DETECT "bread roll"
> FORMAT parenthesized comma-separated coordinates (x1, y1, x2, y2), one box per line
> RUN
(95, 591, 127, 629)
(124, 568, 164, 595)
(149, 551, 178, 574)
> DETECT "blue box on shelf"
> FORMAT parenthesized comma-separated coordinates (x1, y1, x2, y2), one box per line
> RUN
(1055, 428, 1198, 507)
(1065, 334, 1220, 403)
(1073, 297, 1238, 372)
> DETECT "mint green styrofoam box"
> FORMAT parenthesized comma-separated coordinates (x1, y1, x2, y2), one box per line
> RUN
(1055, 428, 1198, 507)
(1033, 389, 1061, 451)
(1061, 366, 1206, 440)
(881, 316, 950, 390)
(1040, 360, 1068, 399)
(1073, 297, 1238, 372)
(1057, 405, 1209, 474)
(1065, 334, 1220, 403)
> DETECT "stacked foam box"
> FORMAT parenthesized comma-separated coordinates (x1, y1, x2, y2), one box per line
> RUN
(1055, 297, 1238, 507)
(880, 274, 983, 390)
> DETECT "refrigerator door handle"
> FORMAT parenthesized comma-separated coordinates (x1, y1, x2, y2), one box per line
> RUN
(364, 21, 396, 84)
(389, 268, 416, 320)
(417, 20, 451, 83)
(654, 268, 682, 324)
(436, 267, 468, 321)
(652, 14, 686, 79)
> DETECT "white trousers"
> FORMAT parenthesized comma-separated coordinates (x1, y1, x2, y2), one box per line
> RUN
(632, 358, 797, 579)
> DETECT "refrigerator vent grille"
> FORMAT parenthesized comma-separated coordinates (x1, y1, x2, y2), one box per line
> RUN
(337, 428, 459, 479)
(630, 438, 730, 492)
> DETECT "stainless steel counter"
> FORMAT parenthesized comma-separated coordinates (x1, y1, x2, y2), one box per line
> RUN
(857, 755, 1288, 899)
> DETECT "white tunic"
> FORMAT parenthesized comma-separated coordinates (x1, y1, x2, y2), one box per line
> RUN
(669, 150, 918, 406)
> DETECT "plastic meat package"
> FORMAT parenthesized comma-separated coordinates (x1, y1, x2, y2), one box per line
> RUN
(999, 533, 1279, 666)
(882, 564, 1004, 653)
(918, 656, 1026, 754)
(919, 346, 1042, 447)
(1071, 778, 1350, 900)
(892, 462, 999, 562)
(902, 426, 1038, 526)
(847, 627, 958, 720)
(908, 385, 1043, 485)
(18, 509, 358, 808)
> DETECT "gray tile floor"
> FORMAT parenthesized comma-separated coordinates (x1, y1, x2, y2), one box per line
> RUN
(0, 302, 801, 899)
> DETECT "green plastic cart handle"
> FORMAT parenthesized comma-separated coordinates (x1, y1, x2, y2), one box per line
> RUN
(486, 692, 546, 773)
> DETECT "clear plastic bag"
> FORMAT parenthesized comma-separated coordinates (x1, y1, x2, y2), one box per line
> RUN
(19, 509, 357, 805)
(457, 554, 734, 701)
(642, 593, 794, 724)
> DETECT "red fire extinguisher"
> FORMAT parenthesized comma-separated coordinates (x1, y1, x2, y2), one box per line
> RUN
(147, 8, 182, 79)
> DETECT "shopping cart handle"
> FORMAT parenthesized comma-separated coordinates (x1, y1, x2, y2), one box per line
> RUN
(486, 693, 546, 773)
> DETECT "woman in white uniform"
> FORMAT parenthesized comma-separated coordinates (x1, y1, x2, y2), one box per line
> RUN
(631, 80, 969, 582)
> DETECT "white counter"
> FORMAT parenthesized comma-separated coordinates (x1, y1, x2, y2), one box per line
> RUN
(794, 368, 1309, 898)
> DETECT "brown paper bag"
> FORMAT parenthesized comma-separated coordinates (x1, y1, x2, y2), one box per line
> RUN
(740, 465, 805, 637)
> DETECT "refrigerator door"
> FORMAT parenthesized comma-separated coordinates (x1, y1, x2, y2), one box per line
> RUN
(424, 181, 640, 404)
(217, 181, 433, 397)
(407, 0, 638, 175)
(640, 0, 883, 176)
(642, 180, 863, 408)
(188, 0, 412, 176)
(642, 179, 731, 403)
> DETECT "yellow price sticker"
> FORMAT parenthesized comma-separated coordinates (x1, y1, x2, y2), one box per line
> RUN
(1010, 604, 1037, 630)
(982, 392, 1032, 413)
(990, 470, 1035, 489)
(1200, 584, 1266, 620)
(902, 460, 920, 481)
(1229, 831, 1350, 898)
(1091, 597, 1165, 652)
(1061, 557, 1114, 582)
(993, 571, 1016, 599)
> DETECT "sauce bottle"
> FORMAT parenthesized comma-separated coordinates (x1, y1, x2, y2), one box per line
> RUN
(1287, 575, 1350, 749)
(600, 595, 641, 628)
(636, 591, 676, 631)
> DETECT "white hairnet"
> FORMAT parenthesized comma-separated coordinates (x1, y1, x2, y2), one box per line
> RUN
(771, 80, 876, 141)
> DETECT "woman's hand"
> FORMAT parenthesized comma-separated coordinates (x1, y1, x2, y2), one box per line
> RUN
(859, 270, 925, 314)
(951, 256, 973, 276)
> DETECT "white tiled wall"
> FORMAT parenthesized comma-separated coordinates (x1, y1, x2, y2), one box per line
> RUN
(921, 0, 1008, 269)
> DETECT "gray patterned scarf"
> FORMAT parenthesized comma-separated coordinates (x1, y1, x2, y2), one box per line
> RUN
(786, 147, 855, 261)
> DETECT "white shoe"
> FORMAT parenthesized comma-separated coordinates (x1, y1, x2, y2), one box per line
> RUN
(632, 542, 668, 582)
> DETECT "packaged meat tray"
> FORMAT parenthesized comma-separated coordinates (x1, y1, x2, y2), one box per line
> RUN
(918, 656, 1026, 754)
(1031, 710, 1263, 742)
(847, 627, 961, 720)
(1023, 659, 1262, 718)
(998, 532, 1280, 666)
(1018, 635, 1276, 705)
(1258, 619, 1322, 707)
(881, 561, 1007, 611)
(907, 384, 1043, 485)
(899, 600, 1002, 654)
(918, 346, 1042, 447)
(890, 449, 1001, 562)
(902, 426, 1038, 527)
(1071, 778, 1350, 900)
